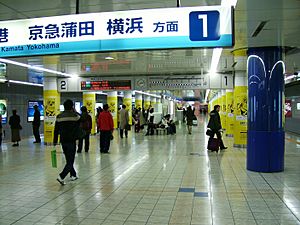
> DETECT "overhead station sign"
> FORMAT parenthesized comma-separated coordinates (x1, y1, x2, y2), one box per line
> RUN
(0, 6, 233, 57)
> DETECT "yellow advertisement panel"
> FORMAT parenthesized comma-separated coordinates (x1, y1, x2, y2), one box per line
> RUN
(83, 93, 96, 134)
(135, 99, 142, 110)
(43, 90, 60, 144)
(107, 96, 118, 128)
(221, 95, 227, 130)
(226, 91, 234, 136)
(233, 86, 247, 146)
(144, 101, 151, 110)
(123, 97, 132, 125)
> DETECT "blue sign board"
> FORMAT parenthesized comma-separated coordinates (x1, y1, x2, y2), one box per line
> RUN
(0, 6, 233, 57)
(27, 101, 44, 122)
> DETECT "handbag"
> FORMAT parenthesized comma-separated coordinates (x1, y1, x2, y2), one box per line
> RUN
(206, 129, 213, 136)
(51, 149, 57, 168)
(125, 123, 131, 131)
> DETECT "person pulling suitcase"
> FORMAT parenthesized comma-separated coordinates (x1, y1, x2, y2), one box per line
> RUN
(207, 105, 227, 152)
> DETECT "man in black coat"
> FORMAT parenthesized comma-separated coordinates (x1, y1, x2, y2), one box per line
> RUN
(32, 105, 41, 143)
(54, 99, 81, 185)
(207, 105, 227, 151)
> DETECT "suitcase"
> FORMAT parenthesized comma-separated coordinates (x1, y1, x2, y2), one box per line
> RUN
(207, 138, 220, 152)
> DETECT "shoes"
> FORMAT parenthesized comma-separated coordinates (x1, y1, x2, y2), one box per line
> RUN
(220, 147, 228, 150)
(70, 176, 79, 181)
(85, 150, 89, 153)
(125, 136, 128, 138)
(33, 141, 41, 143)
(120, 136, 123, 139)
(77, 150, 82, 153)
(12, 143, 19, 147)
(56, 175, 66, 185)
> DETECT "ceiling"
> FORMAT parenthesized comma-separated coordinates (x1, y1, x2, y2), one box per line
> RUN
(0, 0, 300, 100)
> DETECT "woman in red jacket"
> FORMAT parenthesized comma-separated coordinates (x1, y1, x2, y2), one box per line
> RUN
(97, 104, 114, 153)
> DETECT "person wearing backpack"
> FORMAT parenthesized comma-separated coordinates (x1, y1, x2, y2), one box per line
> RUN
(77, 106, 92, 153)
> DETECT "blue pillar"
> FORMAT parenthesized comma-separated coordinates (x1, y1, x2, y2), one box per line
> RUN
(247, 47, 285, 172)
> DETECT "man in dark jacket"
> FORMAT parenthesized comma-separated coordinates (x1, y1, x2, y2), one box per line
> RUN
(207, 105, 227, 151)
(53, 99, 81, 185)
(77, 106, 92, 153)
(32, 105, 41, 143)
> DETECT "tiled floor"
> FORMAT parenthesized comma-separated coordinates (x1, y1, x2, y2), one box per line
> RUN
(0, 117, 300, 225)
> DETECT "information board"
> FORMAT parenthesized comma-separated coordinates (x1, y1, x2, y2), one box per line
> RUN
(81, 80, 131, 91)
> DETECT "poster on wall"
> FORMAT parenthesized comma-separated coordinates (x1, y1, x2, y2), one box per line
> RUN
(27, 101, 44, 122)
(0, 99, 7, 124)
(285, 100, 292, 117)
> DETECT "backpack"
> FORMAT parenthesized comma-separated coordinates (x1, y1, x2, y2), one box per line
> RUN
(80, 114, 92, 131)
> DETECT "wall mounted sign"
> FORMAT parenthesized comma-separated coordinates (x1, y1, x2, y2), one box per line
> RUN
(0, 6, 233, 57)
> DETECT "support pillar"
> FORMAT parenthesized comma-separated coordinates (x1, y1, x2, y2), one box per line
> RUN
(151, 97, 157, 107)
(43, 77, 60, 144)
(135, 93, 142, 110)
(123, 91, 132, 125)
(247, 47, 285, 172)
(220, 90, 227, 131)
(144, 95, 151, 110)
(83, 92, 96, 134)
(226, 89, 234, 137)
(107, 91, 118, 129)
(233, 72, 248, 147)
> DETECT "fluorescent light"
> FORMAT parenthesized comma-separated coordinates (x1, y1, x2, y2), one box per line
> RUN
(209, 48, 222, 73)
(204, 89, 210, 103)
(0, 58, 78, 78)
(0, 78, 8, 83)
(9, 80, 43, 87)
(221, 0, 238, 7)
(134, 90, 161, 98)
(105, 56, 114, 60)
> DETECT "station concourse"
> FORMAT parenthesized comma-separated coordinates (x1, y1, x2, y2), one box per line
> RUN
(0, 0, 300, 225)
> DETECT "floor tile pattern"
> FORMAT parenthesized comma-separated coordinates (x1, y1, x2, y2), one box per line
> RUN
(0, 118, 300, 225)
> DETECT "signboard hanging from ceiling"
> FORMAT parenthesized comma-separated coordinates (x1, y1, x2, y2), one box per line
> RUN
(0, 6, 233, 57)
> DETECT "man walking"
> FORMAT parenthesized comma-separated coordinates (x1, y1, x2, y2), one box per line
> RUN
(53, 99, 81, 185)
(119, 104, 129, 138)
(32, 105, 41, 143)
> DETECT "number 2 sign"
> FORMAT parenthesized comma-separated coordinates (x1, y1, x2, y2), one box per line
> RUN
(189, 11, 220, 41)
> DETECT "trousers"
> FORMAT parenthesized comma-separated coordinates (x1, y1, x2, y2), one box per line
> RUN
(59, 142, 77, 179)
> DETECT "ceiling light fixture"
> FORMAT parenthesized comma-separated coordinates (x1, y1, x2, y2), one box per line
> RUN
(105, 56, 114, 60)
(134, 90, 161, 98)
(8, 80, 44, 87)
(0, 58, 78, 78)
